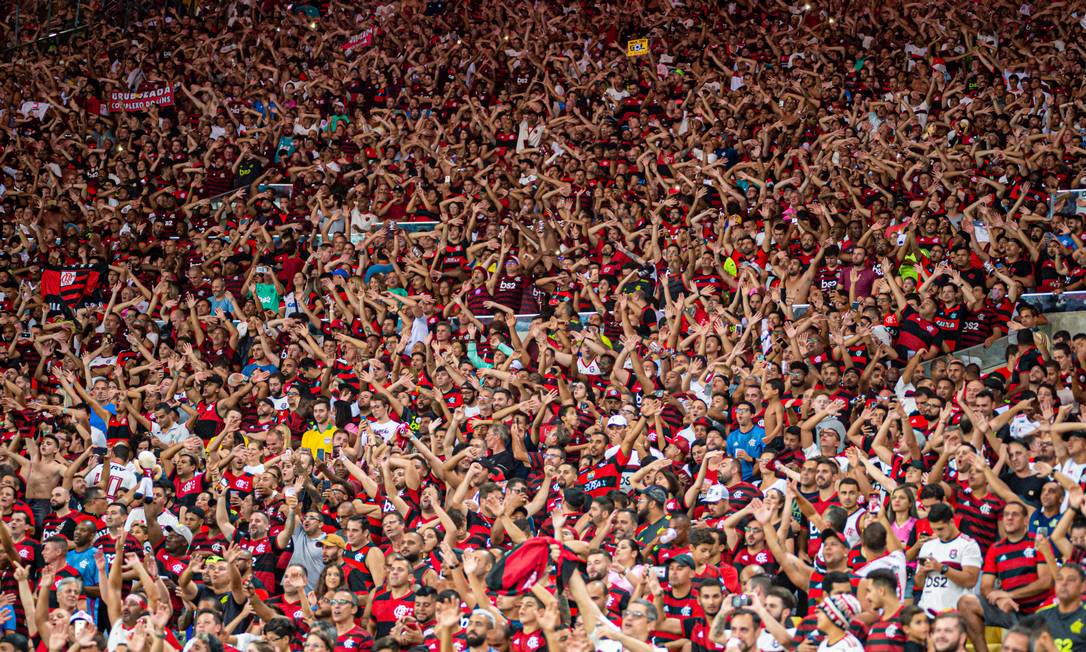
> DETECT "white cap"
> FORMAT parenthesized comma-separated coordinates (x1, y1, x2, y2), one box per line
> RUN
(606, 415, 628, 427)
(704, 484, 729, 503)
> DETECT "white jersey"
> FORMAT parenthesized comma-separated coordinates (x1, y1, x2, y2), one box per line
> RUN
(916, 534, 983, 613)
(817, 634, 865, 652)
(857, 550, 908, 599)
(842, 507, 866, 547)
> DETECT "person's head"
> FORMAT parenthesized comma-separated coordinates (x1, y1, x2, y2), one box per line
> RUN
(729, 609, 762, 652)
(386, 555, 412, 589)
(863, 569, 899, 612)
(620, 598, 657, 640)
(262, 618, 295, 652)
(763, 587, 796, 625)
(465, 609, 495, 648)
(816, 594, 860, 638)
(120, 593, 147, 626)
(819, 531, 850, 567)
(194, 609, 224, 637)
(1001, 501, 1029, 538)
(329, 590, 358, 625)
(302, 632, 333, 652)
(927, 503, 958, 541)
(1055, 563, 1085, 607)
(931, 612, 967, 652)
(667, 554, 695, 588)
(900, 606, 930, 643)
(696, 582, 724, 618)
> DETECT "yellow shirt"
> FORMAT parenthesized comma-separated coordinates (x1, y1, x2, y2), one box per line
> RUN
(300, 424, 336, 460)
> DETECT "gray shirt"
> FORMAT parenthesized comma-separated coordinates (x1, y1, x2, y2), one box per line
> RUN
(290, 524, 325, 591)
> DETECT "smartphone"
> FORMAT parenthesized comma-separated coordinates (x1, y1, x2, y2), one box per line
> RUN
(867, 493, 881, 513)
(731, 594, 751, 608)
(92, 447, 108, 456)
(1036, 527, 1049, 537)
(316, 449, 326, 461)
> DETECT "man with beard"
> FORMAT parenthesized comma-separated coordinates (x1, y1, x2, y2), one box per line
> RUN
(435, 597, 495, 652)
(585, 550, 631, 622)
(655, 580, 726, 652)
(859, 569, 906, 652)
(329, 589, 375, 652)
(715, 458, 761, 515)
(930, 613, 968, 652)
(218, 487, 294, 594)
(342, 515, 386, 593)
(42, 486, 84, 541)
(634, 485, 670, 548)
(364, 555, 416, 639)
(841, 246, 879, 298)
(578, 418, 641, 499)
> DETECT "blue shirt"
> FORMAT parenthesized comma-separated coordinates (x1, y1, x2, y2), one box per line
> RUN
(727, 425, 765, 481)
(67, 546, 100, 615)
(1029, 509, 1061, 536)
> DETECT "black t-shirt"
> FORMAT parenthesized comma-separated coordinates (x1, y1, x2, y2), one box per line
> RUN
(195, 584, 250, 634)
(999, 470, 1046, 509)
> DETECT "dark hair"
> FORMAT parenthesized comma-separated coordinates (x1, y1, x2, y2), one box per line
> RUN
(730, 608, 762, 629)
(766, 586, 796, 615)
(862, 522, 888, 553)
(919, 483, 945, 501)
(868, 568, 898, 594)
(0, 633, 29, 652)
(928, 502, 955, 524)
(822, 571, 854, 594)
(264, 617, 296, 639)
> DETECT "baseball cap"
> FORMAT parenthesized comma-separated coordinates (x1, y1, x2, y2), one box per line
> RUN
(703, 484, 729, 503)
(607, 415, 628, 428)
(820, 528, 848, 546)
(321, 534, 347, 549)
(639, 484, 668, 505)
(70, 611, 95, 625)
(669, 553, 696, 569)
(604, 388, 621, 399)
(164, 524, 194, 544)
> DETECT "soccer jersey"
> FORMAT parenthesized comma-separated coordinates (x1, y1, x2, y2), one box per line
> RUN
(916, 534, 983, 614)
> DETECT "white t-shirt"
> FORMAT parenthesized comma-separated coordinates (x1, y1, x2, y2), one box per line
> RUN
(85, 462, 138, 498)
(916, 534, 983, 613)
(817, 634, 865, 652)
(369, 418, 402, 443)
(757, 627, 796, 651)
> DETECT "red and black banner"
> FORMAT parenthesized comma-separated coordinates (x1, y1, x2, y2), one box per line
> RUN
(41, 264, 103, 312)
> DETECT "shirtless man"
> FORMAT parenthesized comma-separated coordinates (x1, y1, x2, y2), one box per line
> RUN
(2, 432, 68, 532)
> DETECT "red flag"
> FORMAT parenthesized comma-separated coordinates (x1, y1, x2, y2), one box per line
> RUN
(41, 264, 102, 311)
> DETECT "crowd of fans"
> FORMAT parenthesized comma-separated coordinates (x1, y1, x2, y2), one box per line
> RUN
(2, 0, 1086, 651)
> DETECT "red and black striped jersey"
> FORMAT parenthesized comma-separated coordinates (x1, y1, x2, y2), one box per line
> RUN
(983, 535, 1053, 614)
(953, 485, 1004, 553)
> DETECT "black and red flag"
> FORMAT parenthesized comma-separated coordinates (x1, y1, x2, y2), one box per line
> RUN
(485, 536, 585, 595)
(40, 263, 103, 312)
